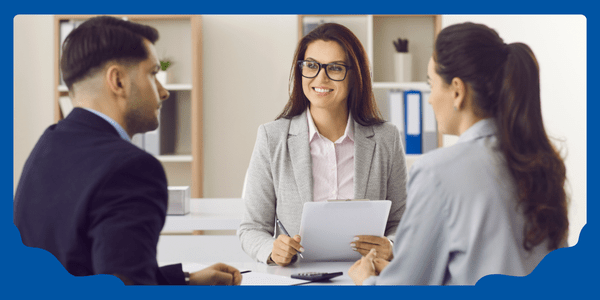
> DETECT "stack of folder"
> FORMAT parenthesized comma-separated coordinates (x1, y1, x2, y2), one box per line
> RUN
(387, 90, 438, 154)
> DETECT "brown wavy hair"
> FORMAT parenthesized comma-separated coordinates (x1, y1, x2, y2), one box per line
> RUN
(433, 22, 568, 250)
(276, 23, 384, 126)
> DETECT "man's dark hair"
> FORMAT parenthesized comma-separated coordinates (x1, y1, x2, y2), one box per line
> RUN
(60, 16, 159, 89)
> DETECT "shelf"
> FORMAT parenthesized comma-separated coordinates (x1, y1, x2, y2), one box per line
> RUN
(371, 15, 438, 83)
(156, 155, 193, 162)
(372, 81, 430, 91)
(58, 83, 192, 92)
(164, 83, 192, 91)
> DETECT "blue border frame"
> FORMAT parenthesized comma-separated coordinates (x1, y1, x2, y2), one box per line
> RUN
(5, 1, 596, 298)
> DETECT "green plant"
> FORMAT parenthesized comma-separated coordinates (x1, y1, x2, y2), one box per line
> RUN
(160, 60, 173, 71)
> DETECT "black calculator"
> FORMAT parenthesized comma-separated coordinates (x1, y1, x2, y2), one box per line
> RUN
(291, 272, 343, 281)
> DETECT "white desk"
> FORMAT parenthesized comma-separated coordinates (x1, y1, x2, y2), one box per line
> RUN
(159, 198, 249, 264)
(162, 198, 244, 232)
(157, 235, 255, 263)
(177, 261, 355, 285)
(160, 198, 358, 285)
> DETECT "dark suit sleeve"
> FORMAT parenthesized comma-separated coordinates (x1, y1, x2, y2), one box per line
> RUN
(87, 153, 184, 285)
(157, 264, 186, 285)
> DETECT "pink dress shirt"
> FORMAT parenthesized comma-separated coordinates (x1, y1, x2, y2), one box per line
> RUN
(306, 109, 355, 202)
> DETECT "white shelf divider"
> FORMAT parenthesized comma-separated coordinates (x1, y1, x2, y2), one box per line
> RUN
(163, 83, 193, 91)
(58, 83, 192, 92)
(156, 154, 193, 163)
(372, 81, 430, 91)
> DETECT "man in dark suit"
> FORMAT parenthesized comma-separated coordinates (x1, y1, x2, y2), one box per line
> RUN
(13, 16, 241, 285)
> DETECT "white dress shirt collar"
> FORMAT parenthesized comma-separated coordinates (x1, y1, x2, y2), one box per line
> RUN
(306, 107, 354, 143)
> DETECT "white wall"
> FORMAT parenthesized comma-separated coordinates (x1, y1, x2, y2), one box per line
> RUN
(441, 15, 587, 247)
(202, 15, 298, 198)
(13, 15, 55, 194)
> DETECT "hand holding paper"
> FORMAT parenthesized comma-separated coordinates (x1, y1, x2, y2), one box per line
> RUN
(351, 235, 394, 260)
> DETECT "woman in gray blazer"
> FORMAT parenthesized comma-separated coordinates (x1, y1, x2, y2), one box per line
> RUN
(349, 22, 569, 285)
(237, 23, 407, 266)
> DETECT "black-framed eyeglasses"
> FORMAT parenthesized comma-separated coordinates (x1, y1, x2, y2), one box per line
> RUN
(297, 60, 351, 81)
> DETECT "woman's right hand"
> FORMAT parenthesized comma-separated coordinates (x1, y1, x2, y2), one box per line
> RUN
(270, 234, 304, 266)
(373, 257, 390, 274)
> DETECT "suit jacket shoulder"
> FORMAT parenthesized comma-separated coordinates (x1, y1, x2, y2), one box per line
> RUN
(14, 108, 182, 285)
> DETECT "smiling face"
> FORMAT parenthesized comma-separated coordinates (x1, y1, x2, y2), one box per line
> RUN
(302, 40, 350, 114)
(124, 39, 170, 136)
(427, 57, 458, 135)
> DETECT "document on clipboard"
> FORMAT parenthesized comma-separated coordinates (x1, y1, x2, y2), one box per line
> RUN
(298, 200, 391, 262)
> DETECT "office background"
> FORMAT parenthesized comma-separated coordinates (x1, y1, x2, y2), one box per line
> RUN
(14, 14, 586, 249)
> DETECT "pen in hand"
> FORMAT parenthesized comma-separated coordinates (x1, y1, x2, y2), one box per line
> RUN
(275, 218, 304, 259)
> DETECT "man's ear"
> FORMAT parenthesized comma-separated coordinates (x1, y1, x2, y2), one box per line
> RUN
(451, 77, 466, 110)
(106, 64, 128, 98)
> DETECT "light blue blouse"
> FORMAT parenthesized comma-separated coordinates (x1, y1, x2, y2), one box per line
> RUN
(363, 118, 552, 285)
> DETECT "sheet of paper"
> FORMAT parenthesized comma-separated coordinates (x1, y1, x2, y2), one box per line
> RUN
(298, 200, 391, 261)
(181, 263, 309, 286)
(240, 272, 309, 286)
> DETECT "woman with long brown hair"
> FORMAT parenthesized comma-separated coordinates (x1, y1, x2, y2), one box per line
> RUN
(349, 22, 569, 285)
(238, 23, 407, 266)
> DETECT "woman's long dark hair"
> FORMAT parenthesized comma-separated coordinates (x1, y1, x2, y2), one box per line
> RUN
(434, 22, 568, 251)
(277, 23, 384, 126)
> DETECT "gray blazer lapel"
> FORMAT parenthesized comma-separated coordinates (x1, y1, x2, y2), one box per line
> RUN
(287, 111, 313, 203)
(354, 122, 375, 199)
